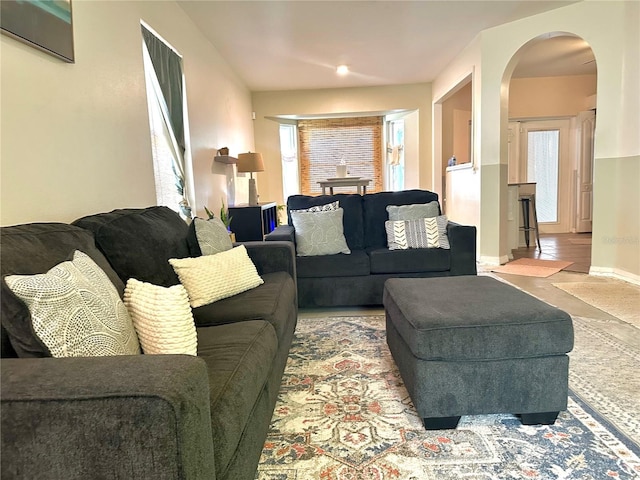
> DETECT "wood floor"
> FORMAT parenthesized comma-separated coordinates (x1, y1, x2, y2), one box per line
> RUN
(510, 232, 592, 274)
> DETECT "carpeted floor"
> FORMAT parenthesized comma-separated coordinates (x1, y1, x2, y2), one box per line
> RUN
(256, 315, 640, 479)
(491, 258, 574, 278)
(553, 279, 640, 328)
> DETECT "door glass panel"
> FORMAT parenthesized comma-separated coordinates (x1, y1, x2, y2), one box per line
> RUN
(527, 130, 559, 223)
(279, 124, 300, 202)
(386, 119, 405, 191)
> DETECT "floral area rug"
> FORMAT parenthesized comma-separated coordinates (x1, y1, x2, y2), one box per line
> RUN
(256, 316, 640, 480)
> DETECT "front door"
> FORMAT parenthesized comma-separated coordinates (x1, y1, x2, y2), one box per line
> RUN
(520, 119, 571, 233)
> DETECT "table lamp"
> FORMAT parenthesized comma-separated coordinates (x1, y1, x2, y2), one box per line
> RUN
(237, 152, 265, 206)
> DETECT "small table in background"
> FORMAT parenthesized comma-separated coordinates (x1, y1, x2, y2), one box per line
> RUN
(318, 178, 371, 195)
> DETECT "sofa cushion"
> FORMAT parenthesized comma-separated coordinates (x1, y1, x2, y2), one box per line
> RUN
(296, 250, 370, 278)
(368, 247, 451, 274)
(1, 223, 124, 358)
(363, 190, 440, 249)
(73, 206, 190, 287)
(124, 278, 197, 356)
(387, 201, 440, 221)
(169, 245, 264, 308)
(287, 194, 364, 250)
(191, 271, 295, 343)
(5, 251, 140, 358)
(197, 320, 278, 478)
(291, 208, 351, 256)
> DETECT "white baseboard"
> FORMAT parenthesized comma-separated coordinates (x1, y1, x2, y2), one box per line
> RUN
(589, 266, 640, 286)
(479, 255, 510, 266)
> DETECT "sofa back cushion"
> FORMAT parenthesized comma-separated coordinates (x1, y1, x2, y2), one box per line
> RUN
(1, 223, 124, 358)
(287, 194, 364, 250)
(73, 207, 190, 287)
(363, 190, 440, 249)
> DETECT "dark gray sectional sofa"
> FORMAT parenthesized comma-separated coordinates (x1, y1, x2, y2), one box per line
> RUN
(1, 206, 298, 480)
(266, 189, 477, 307)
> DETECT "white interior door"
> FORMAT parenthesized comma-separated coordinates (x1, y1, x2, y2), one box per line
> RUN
(575, 110, 595, 232)
(520, 119, 572, 233)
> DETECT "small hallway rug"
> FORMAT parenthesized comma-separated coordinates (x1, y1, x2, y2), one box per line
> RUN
(553, 279, 640, 328)
(256, 316, 640, 480)
(491, 258, 574, 278)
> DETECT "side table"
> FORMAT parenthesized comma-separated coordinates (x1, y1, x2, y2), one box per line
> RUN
(228, 202, 277, 242)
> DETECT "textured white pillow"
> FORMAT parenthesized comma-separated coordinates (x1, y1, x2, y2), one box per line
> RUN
(124, 279, 197, 356)
(169, 245, 264, 307)
(4, 251, 140, 358)
(290, 208, 351, 256)
(194, 217, 233, 255)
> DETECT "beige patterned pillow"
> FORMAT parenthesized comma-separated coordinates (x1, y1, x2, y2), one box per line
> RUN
(386, 201, 440, 221)
(4, 251, 140, 357)
(169, 245, 264, 308)
(290, 208, 351, 256)
(194, 217, 233, 255)
(124, 279, 197, 356)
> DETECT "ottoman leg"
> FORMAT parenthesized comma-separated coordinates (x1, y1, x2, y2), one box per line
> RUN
(520, 411, 559, 425)
(423, 416, 461, 430)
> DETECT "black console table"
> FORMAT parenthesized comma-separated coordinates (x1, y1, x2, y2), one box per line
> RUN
(228, 202, 277, 241)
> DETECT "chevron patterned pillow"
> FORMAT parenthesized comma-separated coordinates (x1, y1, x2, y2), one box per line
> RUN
(385, 215, 450, 250)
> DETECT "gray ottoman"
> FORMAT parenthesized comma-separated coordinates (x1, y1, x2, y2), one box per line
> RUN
(383, 276, 574, 430)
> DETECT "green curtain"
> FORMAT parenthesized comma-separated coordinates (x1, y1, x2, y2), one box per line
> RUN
(142, 25, 191, 219)
(141, 26, 185, 154)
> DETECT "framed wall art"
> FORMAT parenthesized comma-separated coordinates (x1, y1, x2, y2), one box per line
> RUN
(1, 0, 75, 63)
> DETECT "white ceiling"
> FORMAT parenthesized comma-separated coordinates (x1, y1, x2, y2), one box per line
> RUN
(179, 1, 596, 92)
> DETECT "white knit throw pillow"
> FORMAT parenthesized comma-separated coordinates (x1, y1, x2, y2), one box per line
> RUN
(124, 278, 197, 356)
(169, 245, 264, 308)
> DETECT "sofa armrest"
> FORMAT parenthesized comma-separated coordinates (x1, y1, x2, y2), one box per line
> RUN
(1, 355, 215, 480)
(447, 222, 477, 275)
(264, 225, 295, 243)
(241, 240, 296, 280)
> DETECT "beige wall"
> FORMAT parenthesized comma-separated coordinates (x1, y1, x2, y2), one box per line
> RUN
(433, 0, 640, 279)
(442, 82, 472, 165)
(591, 155, 640, 281)
(251, 83, 432, 205)
(509, 74, 597, 118)
(0, 1, 253, 226)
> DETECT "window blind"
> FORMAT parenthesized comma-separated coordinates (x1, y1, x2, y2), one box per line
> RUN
(298, 117, 383, 195)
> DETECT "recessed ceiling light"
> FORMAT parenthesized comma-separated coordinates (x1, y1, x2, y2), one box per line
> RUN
(336, 65, 349, 76)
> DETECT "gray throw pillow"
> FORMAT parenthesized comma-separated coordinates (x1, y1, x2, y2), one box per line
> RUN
(387, 201, 440, 221)
(291, 208, 351, 256)
(194, 217, 233, 255)
(385, 215, 450, 250)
